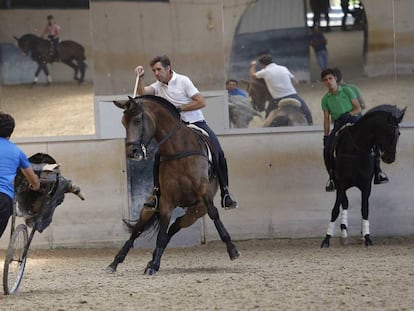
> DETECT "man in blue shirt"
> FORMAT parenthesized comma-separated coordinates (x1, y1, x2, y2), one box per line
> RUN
(226, 79, 248, 97)
(0, 112, 40, 240)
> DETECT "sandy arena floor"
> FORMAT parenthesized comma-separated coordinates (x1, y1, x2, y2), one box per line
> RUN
(1, 237, 413, 310)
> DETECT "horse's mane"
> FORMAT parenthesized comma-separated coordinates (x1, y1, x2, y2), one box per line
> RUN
(21, 33, 44, 41)
(357, 104, 401, 124)
(365, 104, 401, 118)
(138, 95, 181, 120)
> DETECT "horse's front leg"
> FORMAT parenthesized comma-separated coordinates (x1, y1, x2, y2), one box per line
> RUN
(204, 195, 240, 260)
(340, 194, 349, 245)
(32, 64, 43, 86)
(321, 190, 343, 248)
(106, 210, 159, 273)
(361, 190, 373, 246)
(144, 207, 172, 276)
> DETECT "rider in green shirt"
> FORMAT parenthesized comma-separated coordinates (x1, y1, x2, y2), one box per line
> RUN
(321, 68, 361, 192)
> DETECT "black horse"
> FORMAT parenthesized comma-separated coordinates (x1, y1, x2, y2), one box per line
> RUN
(14, 33, 87, 84)
(321, 104, 406, 248)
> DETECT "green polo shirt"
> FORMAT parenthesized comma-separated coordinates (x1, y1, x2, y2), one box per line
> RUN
(321, 85, 357, 121)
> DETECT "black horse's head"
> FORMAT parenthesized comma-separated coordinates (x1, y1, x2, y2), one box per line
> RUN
(114, 96, 155, 161)
(14, 34, 34, 55)
(373, 106, 406, 164)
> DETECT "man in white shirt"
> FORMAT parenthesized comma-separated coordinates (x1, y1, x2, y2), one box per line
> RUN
(249, 54, 313, 124)
(135, 55, 237, 210)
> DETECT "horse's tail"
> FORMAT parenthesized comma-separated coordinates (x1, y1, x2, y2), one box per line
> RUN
(122, 212, 160, 237)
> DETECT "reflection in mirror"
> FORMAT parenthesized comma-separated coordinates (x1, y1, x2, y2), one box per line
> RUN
(224, 0, 414, 129)
(0, 1, 95, 138)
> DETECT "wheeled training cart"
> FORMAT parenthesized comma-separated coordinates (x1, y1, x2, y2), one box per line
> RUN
(3, 153, 84, 295)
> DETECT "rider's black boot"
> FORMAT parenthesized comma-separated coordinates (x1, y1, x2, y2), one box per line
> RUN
(221, 187, 238, 210)
(374, 171, 389, 184)
(325, 170, 335, 192)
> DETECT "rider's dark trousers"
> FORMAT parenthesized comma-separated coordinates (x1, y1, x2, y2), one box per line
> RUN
(152, 120, 230, 198)
(0, 193, 13, 240)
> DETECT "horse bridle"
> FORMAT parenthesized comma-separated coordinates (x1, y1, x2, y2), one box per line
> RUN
(125, 110, 182, 160)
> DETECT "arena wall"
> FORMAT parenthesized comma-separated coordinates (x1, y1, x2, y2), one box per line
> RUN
(1, 98, 413, 250)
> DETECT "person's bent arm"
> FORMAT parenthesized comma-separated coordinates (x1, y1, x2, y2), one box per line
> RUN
(249, 61, 257, 79)
(134, 66, 155, 95)
(21, 167, 40, 190)
(180, 94, 206, 112)
(349, 98, 361, 116)
(323, 111, 331, 136)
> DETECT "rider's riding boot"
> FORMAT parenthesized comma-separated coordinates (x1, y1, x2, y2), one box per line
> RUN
(374, 171, 389, 184)
(144, 187, 160, 210)
(373, 150, 389, 184)
(325, 170, 335, 192)
(221, 187, 238, 210)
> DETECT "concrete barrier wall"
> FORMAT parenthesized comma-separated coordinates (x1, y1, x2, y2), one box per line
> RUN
(1, 125, 413, 250)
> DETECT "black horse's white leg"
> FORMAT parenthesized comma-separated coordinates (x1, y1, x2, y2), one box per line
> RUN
(204, 195, 240, 260)
(321, 191, 342, 248)
(39, 62, 51, 85)
(144, 213, 171, 275)
(361, 191, 373, 246)
(340, 195, 349, 245)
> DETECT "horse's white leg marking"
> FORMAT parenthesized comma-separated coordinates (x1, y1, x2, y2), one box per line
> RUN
(361, 219, 370, 236)
(47, 75, 52, 83)
(33, 76, 38, 82)
(327, 222, 335, 236)
(341, 209, 348, 238)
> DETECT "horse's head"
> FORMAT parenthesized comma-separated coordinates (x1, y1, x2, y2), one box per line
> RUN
(240, 78, 271, 112)
(114, 96, 155, 161)
(374, 106, 406, 163)
(14, 35, 30, 55)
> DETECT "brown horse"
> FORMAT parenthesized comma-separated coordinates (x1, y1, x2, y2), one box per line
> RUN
(108, 95, 240, 275)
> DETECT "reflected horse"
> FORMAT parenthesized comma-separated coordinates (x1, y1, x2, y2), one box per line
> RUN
(240, 78, 313, 126)
(14, 33, 87, 84)
(321, 105, 406, 248)
(108, 95, 240, 275)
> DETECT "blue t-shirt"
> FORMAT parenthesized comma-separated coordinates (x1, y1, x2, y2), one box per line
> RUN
(228, 88, 248, 97)
(0, 138, 31, 199)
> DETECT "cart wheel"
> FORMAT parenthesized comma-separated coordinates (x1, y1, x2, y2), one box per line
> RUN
(3, 224, 29, 295)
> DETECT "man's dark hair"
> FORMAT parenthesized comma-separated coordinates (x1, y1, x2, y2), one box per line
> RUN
(258, 54, 273, 66)
(47, 15, 54, 20)
(0, 112, 15, 138)
(150, 55, 171, 69)
(225, 79, 238, 86)
(321, 68, 337, 80)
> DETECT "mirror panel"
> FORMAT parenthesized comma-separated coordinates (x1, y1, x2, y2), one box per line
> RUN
(1, 0, 413, 139)
(0, 1, 95, 137)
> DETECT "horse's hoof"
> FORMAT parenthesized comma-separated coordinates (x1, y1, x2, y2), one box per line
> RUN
(321, 237, 330, 248)
(340, 237, 349, 245)
(144, 267, 157, 276)
(229, 248, 240, 260)
(364, 235, 373, 247)
(106, 264, 117, 274)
